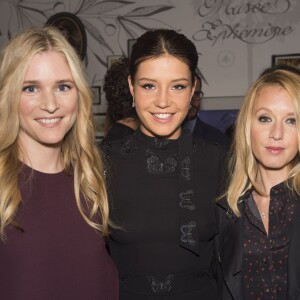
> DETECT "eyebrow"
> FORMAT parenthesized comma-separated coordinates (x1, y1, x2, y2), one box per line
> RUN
(138, 77, 190, 83)
(254, 107, 295, 115)
(22, 79, 74, 84)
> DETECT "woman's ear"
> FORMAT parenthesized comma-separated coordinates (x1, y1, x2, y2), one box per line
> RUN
(128, 75, 134, 96)
(191, 77, 197, 96)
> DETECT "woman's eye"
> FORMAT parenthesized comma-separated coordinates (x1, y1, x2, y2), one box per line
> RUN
(286, 118, 296, 125)
(173, 84, 186, 90)
(58, 84, 71, 92)
(258, 115, 271, 123)
(23, 85, 37, 93)
(142, 83, 155, 90)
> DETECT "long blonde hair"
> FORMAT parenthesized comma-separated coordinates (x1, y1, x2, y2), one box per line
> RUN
(226, 69, 300, 216)
(0, 27, 111, 240)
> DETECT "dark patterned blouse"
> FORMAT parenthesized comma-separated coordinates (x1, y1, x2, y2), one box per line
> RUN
(101, 128, 224, 299)
(243, 182, 297, 300)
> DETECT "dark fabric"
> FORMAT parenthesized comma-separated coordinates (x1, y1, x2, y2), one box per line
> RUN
(105, 122, 135, 141)
(216, 197, 244, 300)
(101, 129, 224, 299)
(217, 182, 300, 300)
(243, 186, 296, 300)
(177, 131, 200, 255)
(184, 116, 229, 149)
(0, 165, 119, 300)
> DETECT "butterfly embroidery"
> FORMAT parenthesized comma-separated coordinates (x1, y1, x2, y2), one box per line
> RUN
(147, 274, 175, 295)
(146, 150, 177, 174)
(181, 157, 191, 180)
(179, 189, 195, 211)
(154, 138, 169, 149)
(180, 221, 197, 246)
(120, 136, 138, 155)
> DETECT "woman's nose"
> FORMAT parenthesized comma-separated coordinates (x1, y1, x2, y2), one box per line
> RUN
(40, 90, 60, 113)
(154, 90, 171, 108)
(270, 122, 284, 140)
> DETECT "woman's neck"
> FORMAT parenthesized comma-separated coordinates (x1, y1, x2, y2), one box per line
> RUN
(117, 118, 139, 130)
(19, 141, 64, 174)
(255, 167, 289, 195)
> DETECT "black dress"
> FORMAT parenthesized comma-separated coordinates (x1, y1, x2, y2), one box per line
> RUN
(102, 129, 224, 299)
(105, 123, 135, 141)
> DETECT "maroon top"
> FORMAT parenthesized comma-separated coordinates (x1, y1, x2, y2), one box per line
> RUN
(0, 165, 118, 300)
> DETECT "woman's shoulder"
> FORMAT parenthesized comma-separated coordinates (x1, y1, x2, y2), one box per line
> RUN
(216, 197, 230, 214)
(191, 136, 227, 169)
(192, 135, 225, 155)
(99, 133, 139, 158)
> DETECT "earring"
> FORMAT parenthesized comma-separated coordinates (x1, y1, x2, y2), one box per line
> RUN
(132, 96, 135, 108)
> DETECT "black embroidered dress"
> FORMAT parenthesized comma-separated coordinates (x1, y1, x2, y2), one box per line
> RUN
(102, 129, 224, 299)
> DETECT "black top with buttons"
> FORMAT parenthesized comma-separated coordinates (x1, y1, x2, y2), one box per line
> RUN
(242, 182, 297, 300)
(102, 129, 225, 299)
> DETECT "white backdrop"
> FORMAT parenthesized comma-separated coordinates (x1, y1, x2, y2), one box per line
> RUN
(0, 0, 299, 110)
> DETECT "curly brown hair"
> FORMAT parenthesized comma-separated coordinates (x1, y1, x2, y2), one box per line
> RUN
(103, 57, 137, 131)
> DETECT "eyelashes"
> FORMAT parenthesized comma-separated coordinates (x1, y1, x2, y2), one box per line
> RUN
(258, 115, 271, 123)
(22, 83, 73, 94)
(140, 83, 188, 91)
(22, 85, 38, 93)
(257, 115, 296, 125)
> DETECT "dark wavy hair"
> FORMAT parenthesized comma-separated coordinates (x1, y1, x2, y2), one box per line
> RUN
(103, 57, 137, 129)
(129, 29, 198, 84)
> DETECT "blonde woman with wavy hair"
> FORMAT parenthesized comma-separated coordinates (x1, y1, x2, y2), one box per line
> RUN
(0, 27, 118, 299)
(217, 68, 300, 300)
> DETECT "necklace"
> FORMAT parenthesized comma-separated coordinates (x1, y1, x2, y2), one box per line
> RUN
(252, 191, 269, 219)
(260, 211, 267, 218)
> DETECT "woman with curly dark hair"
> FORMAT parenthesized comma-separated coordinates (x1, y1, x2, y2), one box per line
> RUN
(103, 57, 139, 140)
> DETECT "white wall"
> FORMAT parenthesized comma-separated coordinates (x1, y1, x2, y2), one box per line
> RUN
(1, 0, 300, 112)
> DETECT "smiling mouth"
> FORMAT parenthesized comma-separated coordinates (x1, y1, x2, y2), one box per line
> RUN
(153, 113, 172, 119)
(37, 118, 62, 124)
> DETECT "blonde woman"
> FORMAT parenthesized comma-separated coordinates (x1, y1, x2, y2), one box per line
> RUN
(217, 68, 300, 300)
(0, 27, 118, 299)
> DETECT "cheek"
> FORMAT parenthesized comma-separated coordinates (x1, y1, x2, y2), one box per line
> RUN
(68, 93, 79, 113)
(250, 124, 265, 143)
(134, 106, 145, 124)
(19, 98, 35, 118)
(68, 96, 79, 125)
(72, 98, 79, 113)
(183, 100, 190, 110)
(290, 132, 299, 152)
(134, 96, 149, 115)
(250, 127, 262, 155)
(173, 95, 191, 114)
(182, 94, 192, 107)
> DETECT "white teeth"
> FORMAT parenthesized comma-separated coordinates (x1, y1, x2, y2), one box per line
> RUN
(154, 113, 171, 119)
(38, 118, 61, 124)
